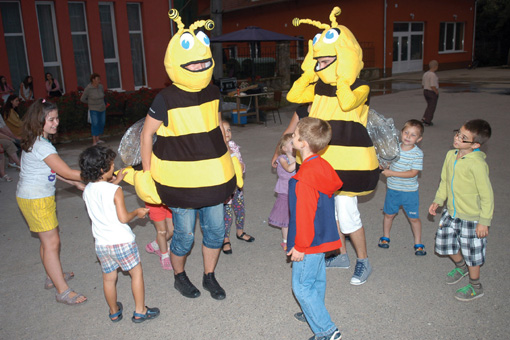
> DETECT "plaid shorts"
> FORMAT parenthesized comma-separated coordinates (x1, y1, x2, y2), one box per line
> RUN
(95, 242, 140, 274)
(435, 210, 487, 266)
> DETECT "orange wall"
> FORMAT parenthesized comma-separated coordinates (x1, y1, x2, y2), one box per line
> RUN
(218, 0, 476, 74)
(0, 0, 171, 95)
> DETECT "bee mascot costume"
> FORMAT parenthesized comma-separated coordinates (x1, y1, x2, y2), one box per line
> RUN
(287, 7, 378, 284)
(123, 9, 243, 300)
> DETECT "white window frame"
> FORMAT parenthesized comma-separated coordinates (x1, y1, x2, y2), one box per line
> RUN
(439, 22, 465, 53)
(36, 1, 65, 92)
(68, 1, 92, 88)
(0, 1, 30, 88)
(99, 2, 122, 90)
(127, 2, 147, 89)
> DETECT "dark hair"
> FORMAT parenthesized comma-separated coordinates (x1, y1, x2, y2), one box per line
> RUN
(2, 94, 19, 120)
(45, 72, 53, 81)
(402, 119, 424, 137)
(90, 73, 100, 82)
(79, 145, 116, 183)
(0, 75, 7, 91)
(22, 76, 33, 90)
(21, 99, 58, 152)
(296, 117, 332, 153)
(463, 119, 492, 145)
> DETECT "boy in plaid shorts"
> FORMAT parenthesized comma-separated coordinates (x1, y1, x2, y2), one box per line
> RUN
(80, 146, 160, 322)
(429, 119, 493, 301)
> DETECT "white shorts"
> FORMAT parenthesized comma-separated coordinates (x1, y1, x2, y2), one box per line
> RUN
(334, 195, 362, 234)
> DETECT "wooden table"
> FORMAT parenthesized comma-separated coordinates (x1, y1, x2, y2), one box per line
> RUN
(221, 92, 273, 125)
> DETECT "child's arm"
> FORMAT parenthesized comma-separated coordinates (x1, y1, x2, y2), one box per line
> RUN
(279, 156, 296, 173)
(381, 168, 419, 178)
(110, 168, 126, 185)
(56, 175, 85, 191)
(476, 224, 489, 238)
(44, 154, 83, 182)
(113, 187, 149, 223)
(428, 202, 440, 216)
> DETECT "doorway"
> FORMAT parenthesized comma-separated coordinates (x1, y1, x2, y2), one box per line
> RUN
(392, 22, 424, 74)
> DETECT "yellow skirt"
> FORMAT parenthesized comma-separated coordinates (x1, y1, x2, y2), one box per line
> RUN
(17, 196, 58, 233)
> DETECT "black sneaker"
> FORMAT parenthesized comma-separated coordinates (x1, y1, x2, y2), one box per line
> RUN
(202, 272, 226, 300)
(174, 271, 200, 298)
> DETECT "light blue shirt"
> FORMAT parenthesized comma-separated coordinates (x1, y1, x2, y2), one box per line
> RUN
(387, 143, 423, 192)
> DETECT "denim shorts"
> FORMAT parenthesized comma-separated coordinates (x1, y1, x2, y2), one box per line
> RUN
(95, 242, 140, 274)
(169, 203, 224, 256)
(383, 188, 420, 218)
(435, 210, 487, 266)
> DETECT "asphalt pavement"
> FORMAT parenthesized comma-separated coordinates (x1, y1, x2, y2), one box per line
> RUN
(1, 66, 509, 340)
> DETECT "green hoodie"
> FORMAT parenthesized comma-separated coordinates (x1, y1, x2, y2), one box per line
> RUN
(433, 149, 494, 226)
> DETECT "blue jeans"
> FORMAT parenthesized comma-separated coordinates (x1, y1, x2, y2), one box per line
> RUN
(90, 110, 105, 136)
(169, 203, 224, 256)
(292, 253, 337, 337)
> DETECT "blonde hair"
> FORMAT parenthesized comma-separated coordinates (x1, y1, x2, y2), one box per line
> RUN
(278, 133, 294, 155)
(296, 117, 332, 153)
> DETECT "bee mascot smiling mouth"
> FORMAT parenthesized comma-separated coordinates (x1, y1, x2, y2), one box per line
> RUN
(121, 9, 243, 207)
(287, 6, 379, 196)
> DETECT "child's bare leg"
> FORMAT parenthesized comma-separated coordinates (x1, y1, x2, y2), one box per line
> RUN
(450, 252, 463, 263)
(383, 213, 396, 238)
(165, 217, 174, 240)
(409, 218, 422, 244)
(282, 227, 288, 242)
(39, 229, 86, 302)
(129, 263, 146, 315)
(154, 219, 169, 253)
(103, 270, 120, 316)
(467, 265, 480, 280)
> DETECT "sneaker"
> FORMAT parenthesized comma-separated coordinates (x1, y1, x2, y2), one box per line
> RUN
(309, 329, 342, 340)
(8, 162, 20, 170)
(455, 283, 484, 301)
(160, 256, 173, 270)
(174, 271, 200, 298)
(446, 267, 468, 285)
(0, 174, 13, 182)
(350, 259, 372, 285)
(294, 312, 306, 323)
(325, 254, 350, 269)
(202, 272, 226, 300)
(145, 242, 161, 257)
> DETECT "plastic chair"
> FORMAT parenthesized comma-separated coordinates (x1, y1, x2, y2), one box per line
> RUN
(260, 90, 282, 125)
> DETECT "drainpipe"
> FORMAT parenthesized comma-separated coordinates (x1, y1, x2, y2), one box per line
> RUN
(383, 0, 387, 78)
(169, 0, 174, 37)
(472, 0, 477, 62)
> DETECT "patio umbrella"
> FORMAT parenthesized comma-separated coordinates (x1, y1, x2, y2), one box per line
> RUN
(210, 26, 302, 43)
(211, 26, 302, 78)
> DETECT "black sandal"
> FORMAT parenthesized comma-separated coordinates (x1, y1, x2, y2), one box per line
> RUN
(236, 232, 255, 242)
(222, 242, 232, 254)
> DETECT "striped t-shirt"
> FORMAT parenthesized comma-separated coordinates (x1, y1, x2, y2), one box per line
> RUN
(387, 144, 423, 192)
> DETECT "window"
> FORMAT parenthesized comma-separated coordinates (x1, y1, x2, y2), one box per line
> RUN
(69, 2, 92, 88)
(0, 1, 29, 90)
(99, 2, 121, 89)
(439, 22, 464, 52)
(127, 3, 146, 88)
(296, 35, 304, 60)
(36, 1, 64, 92)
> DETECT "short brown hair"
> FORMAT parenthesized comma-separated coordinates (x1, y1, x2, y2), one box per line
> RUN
(296, 117, 332, 153)
(402, 119, 424, 137)
(463, 119, 491, 145)
(90, 73, 100, 82)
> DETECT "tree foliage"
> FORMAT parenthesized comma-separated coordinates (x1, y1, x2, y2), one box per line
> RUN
(476, 0, 510, 66)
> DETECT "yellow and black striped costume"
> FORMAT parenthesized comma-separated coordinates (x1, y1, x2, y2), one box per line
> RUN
(149, 84, 236, 208)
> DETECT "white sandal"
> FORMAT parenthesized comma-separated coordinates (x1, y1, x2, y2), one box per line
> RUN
(0, 174, 12, 182)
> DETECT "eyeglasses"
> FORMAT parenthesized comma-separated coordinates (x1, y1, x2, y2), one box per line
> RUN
(453, 130, 476, 144)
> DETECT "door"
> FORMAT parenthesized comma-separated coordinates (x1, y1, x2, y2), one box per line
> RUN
(392, 22, 424, 74)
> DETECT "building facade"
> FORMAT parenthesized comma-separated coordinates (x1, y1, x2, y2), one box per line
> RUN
(0, 0, 476, 98)
(0, 0, 172, 99)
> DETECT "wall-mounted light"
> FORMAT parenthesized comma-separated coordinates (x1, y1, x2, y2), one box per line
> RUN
(410, 13, 415, 20)
(453, 14, 457, 20)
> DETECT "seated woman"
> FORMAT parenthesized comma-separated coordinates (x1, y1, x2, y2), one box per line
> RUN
(2, 95, 23, 137)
